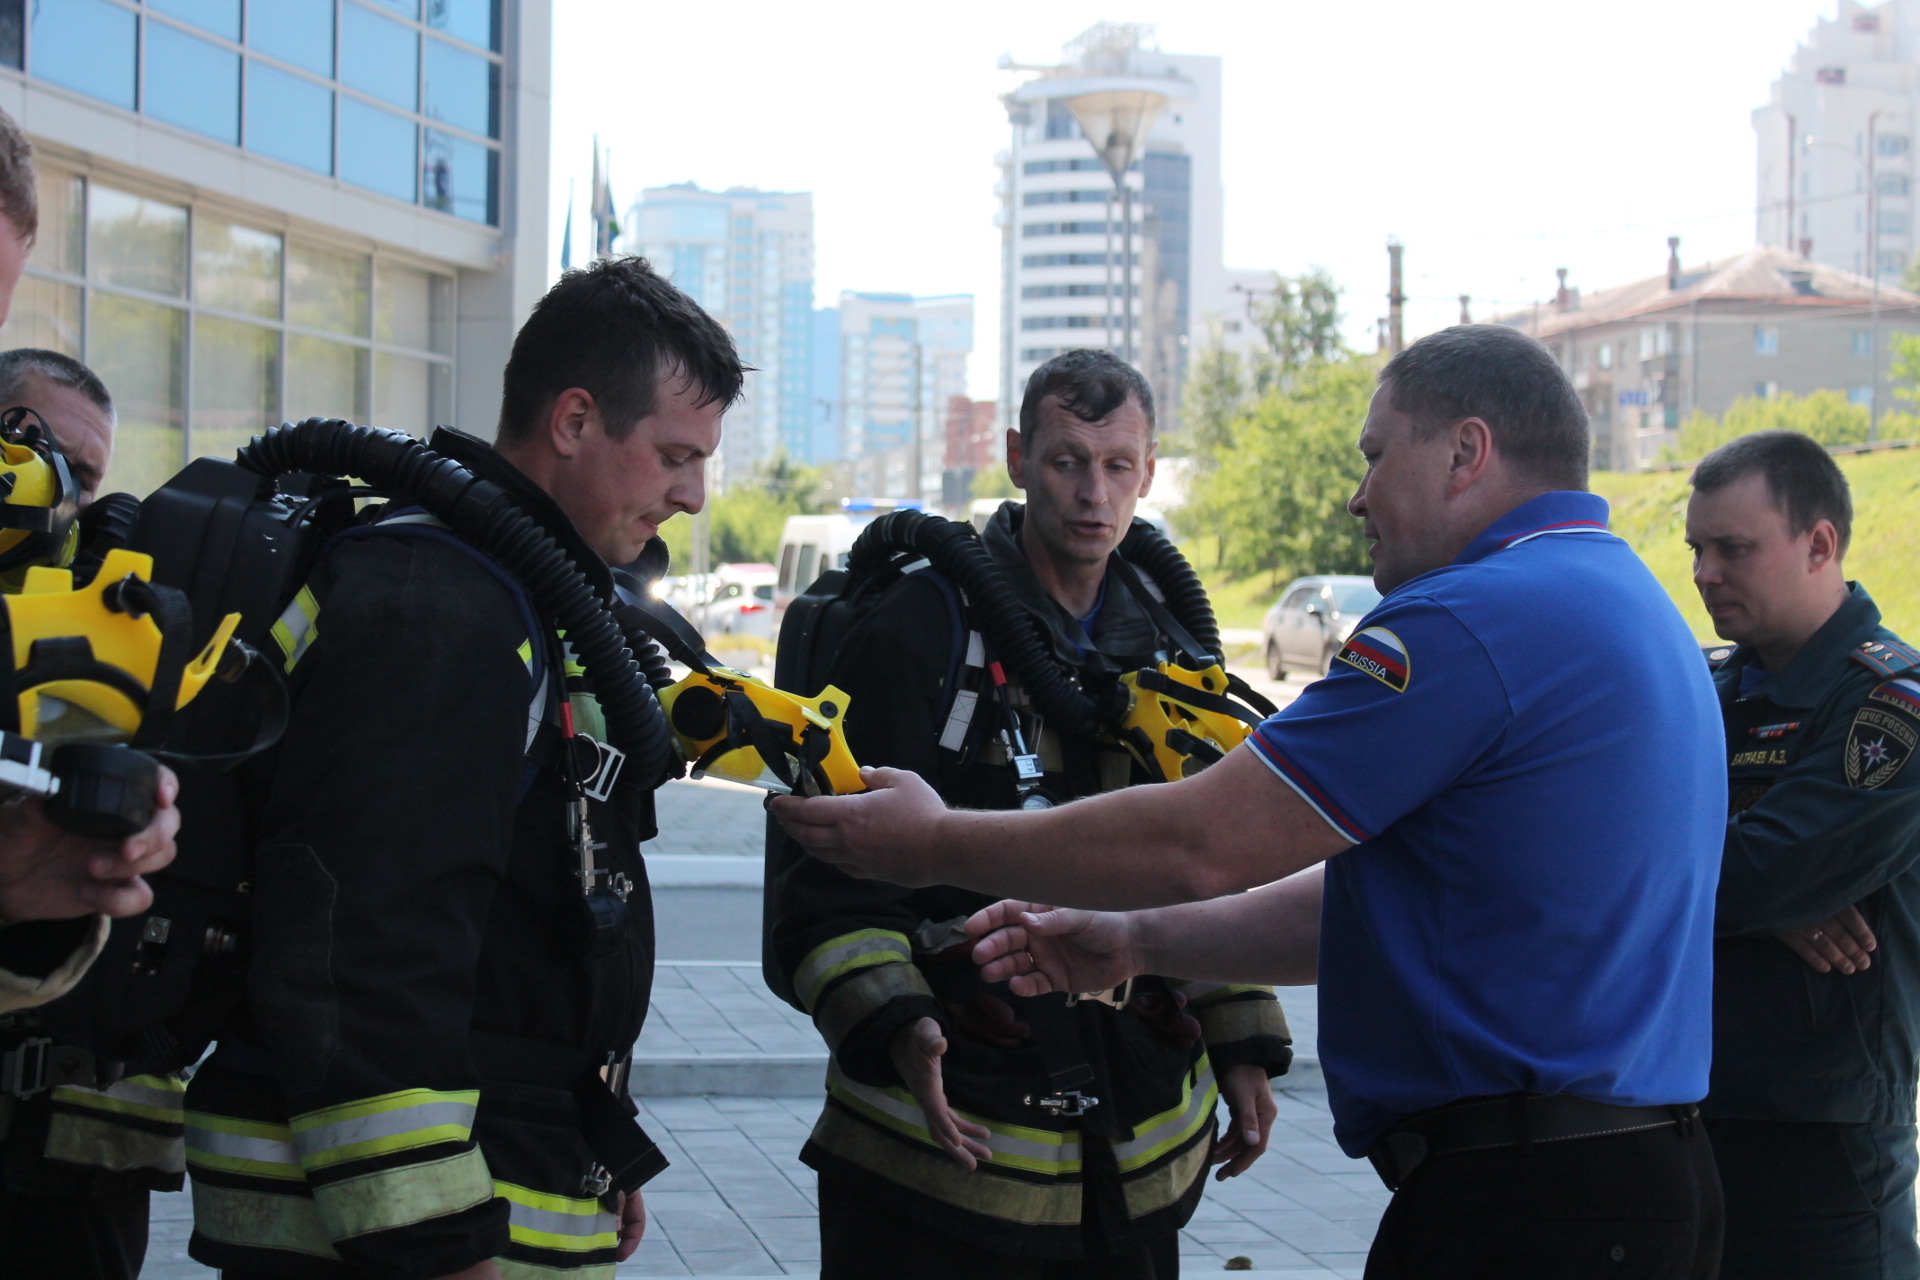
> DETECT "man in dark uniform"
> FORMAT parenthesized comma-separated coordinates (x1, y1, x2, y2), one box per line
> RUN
(1688, 430, 1920, 1279)
(181, 257, 743, 1280)
(766, 350, 1292, 1278)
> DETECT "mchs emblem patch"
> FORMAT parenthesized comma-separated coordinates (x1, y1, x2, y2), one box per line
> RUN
(1335, 627, 1409, 693)
(1846, 678, 1920, 790)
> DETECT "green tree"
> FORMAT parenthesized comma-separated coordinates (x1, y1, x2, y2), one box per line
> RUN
(658, 453, 828, 569)
(1244, 267, 1345, 397)
(1661, 390, 1871, 463)
(1180, 356, 1375, 586)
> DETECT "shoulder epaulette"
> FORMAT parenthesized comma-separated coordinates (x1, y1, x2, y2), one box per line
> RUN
(1702, 644, 1736, 670)
(1850, 636, 1920, 678)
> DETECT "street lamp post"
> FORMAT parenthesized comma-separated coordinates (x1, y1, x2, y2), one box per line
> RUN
(1066, 88, 1167, 366)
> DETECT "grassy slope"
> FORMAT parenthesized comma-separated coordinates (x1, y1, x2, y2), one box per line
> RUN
(1592, 448, 1920, 642)
(1186, 447, 1920, 640)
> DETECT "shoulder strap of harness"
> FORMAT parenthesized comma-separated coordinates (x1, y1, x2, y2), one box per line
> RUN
(1850, 636, 1920, 679)
(322, 511, 558, 800)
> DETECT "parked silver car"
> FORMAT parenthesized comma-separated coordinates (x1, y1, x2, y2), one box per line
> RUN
(1261, 575, 1383, 679)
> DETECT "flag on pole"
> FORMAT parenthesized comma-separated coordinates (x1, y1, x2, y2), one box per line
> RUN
(591, 140, 620, 259)
(559, 179, 574, 270)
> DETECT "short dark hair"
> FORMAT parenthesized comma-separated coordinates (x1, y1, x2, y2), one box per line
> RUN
(1018, 348, 1155, 445)
(0, 348, 112, 420)
(1691, 430, 1852, 553)
(0, 107, 35, 242)
(1380, 325, 1589, 489)
(497, 256, 744, 445)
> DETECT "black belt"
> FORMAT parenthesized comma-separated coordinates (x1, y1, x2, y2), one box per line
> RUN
(1366, 1092, 1700, 1192)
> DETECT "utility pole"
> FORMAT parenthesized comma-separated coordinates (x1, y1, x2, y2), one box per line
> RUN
(1387, 238, 1405, 354)
(1459, 295, 1471, 325)
(1871, 111, 1884, 440)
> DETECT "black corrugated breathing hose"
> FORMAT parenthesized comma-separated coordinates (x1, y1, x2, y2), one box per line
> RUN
(1117, 518, 1222, 662)
(845, 509, 1128, 735)
(234, 417, 676, 788)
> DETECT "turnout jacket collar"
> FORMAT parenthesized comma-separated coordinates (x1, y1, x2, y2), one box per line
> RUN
(1714, 584, 1882, 710)
(429, 427, 616, 602)
(980, 501, 1161, 671)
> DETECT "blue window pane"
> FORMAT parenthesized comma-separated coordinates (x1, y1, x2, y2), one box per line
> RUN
(422, 129, 494, 225)
(340, 3, 418, 111)
(424, 0, 496, 51)
(360, 0, 419, 16)
(422, 37, 493, 138)
(0, 0, 25, 69)
(151, 0, 238, 41)
(340, 98, 416, 203)
(31, 0, 135, 109)
(145, 23, 240, 144)
(247, 62, 332, 174)
(248, 0, 332, 77)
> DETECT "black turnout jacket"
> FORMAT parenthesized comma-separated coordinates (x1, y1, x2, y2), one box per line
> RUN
(766, 502, 1292, 1259)
(183, 433, 663, 1280)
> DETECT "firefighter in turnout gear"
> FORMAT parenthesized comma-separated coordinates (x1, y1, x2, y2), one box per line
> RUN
(0, 348, 190, 1280)
(766, 351, 1292, 1278)
(181, 258, 743, 1280)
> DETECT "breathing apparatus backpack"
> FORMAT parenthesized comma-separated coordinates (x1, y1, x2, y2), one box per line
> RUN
(22, 417, 683, 1086)
(773, 505, 1275, 804)
(0, 407, 257, 844)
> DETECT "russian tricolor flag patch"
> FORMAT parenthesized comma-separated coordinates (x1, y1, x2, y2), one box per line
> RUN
(1334, 626, 1410, 693)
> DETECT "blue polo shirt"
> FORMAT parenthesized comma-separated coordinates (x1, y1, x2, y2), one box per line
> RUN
(1250, 491, 1725, 1156)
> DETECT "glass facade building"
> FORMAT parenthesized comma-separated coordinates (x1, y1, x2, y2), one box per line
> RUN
(0, 0, 549, 496)
(9, 0, 501, 224)
(5, 164, 454, 494)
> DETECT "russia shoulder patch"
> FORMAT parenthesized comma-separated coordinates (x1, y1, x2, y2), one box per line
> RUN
(1846, 677, 1920, 789)
(1334, 626, 1409, 693)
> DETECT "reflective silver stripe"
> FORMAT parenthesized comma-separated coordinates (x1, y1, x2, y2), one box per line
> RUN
(292, 1099, 476, 1161)
(964, 630, 985, 668)
(272, 588, 320, 671)
(508, 1199, 619, 1242)
(54, 1075, 184, 1116)
(186, 1124, 301, 1169)
(794, 930, 913, 1012)
(1111, 1063, 1217, 1171)
(938, 688, 980, 752)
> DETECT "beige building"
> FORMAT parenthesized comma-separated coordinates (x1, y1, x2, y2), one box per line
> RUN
(1501, 245, 1920, 470)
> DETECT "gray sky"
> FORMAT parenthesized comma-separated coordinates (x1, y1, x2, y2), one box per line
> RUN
(551, 0, 1838, 399)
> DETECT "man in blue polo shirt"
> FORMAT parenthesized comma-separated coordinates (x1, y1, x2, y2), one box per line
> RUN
(774, 324, 1728, 1277)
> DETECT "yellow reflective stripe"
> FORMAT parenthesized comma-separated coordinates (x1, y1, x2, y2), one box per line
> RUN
(50, 1073, 185, 1124)
(807, 1104, 1082, 1227)
(271, 586, 321, 671)
(184, 1111, 303, 1181)
(1121, 1127, 1214, 1219)
(825, 1063, 1081, 1174)
(290, 1088, 477, 1170)
(45, 1110, 185, 1174)
(497, 1180, 619, 1253)
(192, 1180, 342, 1260)
(1196, 997, 1290, 1047)
(1111, 1063, 1217, 1172)
(315, 1146, 496, 1239)
(517, 638, 534, 672)
(816, 960, 932, 1053)
(794, 929, 913, 1013)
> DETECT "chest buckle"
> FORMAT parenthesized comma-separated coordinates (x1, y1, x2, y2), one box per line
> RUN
(1024, 1089, 1100, 1118)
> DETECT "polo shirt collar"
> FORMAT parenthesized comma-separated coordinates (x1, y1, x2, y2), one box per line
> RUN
(1720, 583, 1882, 708)
(1452, 491, 1612, 568)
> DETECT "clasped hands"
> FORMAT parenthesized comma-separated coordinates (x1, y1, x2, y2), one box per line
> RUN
(885, 898, 1273, 1183)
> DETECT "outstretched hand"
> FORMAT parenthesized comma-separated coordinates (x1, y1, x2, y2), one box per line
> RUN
(0, 765, 180, 922)
(892, 1017, 993, 1170)
(769, 767, 950, 887)
(965, 900, 1144, 998)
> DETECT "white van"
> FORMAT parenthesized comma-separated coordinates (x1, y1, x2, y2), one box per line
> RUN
(775, 500, 924, 614)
